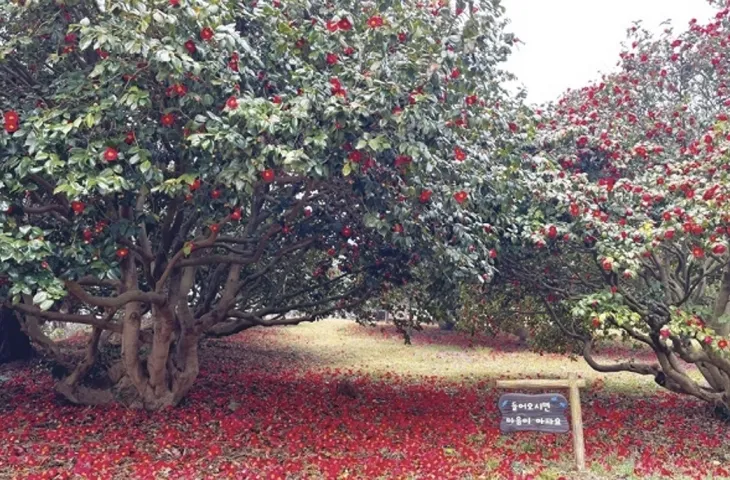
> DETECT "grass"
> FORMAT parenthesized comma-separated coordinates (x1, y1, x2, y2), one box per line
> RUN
(277, 319, 658, 395)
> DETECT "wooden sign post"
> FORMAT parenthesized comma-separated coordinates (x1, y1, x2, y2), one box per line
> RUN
(496, 373, 586, 472)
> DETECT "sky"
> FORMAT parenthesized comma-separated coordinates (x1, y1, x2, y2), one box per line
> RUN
(501, 0, 717, 105)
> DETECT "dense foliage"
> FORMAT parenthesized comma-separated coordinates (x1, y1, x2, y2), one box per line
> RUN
(0, 0, 515, 408)
(491, 4, 730, 410)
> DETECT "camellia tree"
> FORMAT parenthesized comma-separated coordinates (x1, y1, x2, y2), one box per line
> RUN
(493, 3, 730, 412)
(0, 0, 514, 409)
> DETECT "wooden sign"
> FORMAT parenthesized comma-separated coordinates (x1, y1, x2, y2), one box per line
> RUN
(496, 374, 587, 472)
(498, 393, 569, 433)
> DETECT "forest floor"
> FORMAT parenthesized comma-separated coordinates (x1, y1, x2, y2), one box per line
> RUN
(1, 319, 729, 479)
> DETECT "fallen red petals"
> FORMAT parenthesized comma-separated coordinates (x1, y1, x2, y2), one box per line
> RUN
(0, 326, 726, 479)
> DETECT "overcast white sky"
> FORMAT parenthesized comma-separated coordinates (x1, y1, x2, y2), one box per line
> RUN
(501, 0, 717, 105)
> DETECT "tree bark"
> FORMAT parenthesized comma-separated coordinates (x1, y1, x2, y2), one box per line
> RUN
(0, 306, 33, 363)
(712, 264, 730, 336)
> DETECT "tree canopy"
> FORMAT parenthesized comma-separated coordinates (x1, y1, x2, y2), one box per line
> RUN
(0, 0, 516, 408)
(490, 6, 730, 410)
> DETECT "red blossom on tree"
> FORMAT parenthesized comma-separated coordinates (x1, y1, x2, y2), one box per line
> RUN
(103, 147, 118, 162)
(200, 27, 214, 42)
(160, 112, 175, 127)
(184, 39, 196, 54)
(366, 16, 384, 28)
(261, 169, 275, 183)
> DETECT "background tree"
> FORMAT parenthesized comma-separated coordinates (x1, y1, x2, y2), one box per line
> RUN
(494, 4, 730, 412)
(0, 0, 513, 409)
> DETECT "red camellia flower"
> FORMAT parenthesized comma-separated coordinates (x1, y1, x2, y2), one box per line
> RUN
(450, 68, 460, 79)
(398, 32, 408, 42)
(161, 113, 175, 127)
(169, 0, 180, 6)
(210, 224, 220, 233)
(226, 96, 238, 110)
(601, 258, 613, 271)
(189, 178, 201, 191)
(211, 189, 221, 200)
(125, 131, 135, 145)
(329, 77, 346, 97)
(712, 244, 727, 255)
(227, 52, 240, 71)
(348, 150, 362, 163)
(569, 203, 580, 217)
(172, 83, 187, 97)
(660, 328, 670, 338)
(719, 339, 728, 349)
(4, 110, 19, 133)
(103, 147, 118, 162)
(4, 110, 19, 124)
(704, 336, 713, 345)
(116, 247, 129, 259)
(231, 208, 242, 221)
(367, 16, 384, 28)
(200, 27, 214, 41)
(419, 190, 432, 203)
(341, 225, 352, 238)
(393, 224, 403, 234)
(326, 20, 339, 32)
(547, 225, 558, 239)
(394, 155, 412, 169)
(454, 191, 468, 204)
(184, 39, 196, 54)
(326, 53, 338, 65)
(692, 245, 705, 258)
(82, 229, 93, 242)
(343, 46, 355, 56)
(489, 248, 497, 259)
(338, 17, 352, 30)
(454, 147, 467, 161)
(70, 201, 85, 215)
(261, 169, 275, 183)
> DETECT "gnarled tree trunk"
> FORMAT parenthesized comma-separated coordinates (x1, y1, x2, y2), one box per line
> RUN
(0, 306, 33, 363)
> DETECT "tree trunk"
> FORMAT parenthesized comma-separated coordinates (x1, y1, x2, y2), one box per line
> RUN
(0, 306, 33, 363)
(53, 323, 201, 410)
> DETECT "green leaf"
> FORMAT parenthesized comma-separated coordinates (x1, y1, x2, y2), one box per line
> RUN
(39, 299, 55, 311)
(32, 290, 48, 304)
(155, 49, 171, 63)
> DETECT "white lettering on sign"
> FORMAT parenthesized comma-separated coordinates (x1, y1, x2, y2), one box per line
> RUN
(511, 401, 553, 413)
(502, 415, 566, 429)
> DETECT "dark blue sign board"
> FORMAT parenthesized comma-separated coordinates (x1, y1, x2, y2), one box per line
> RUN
(498, 393, 570, 434)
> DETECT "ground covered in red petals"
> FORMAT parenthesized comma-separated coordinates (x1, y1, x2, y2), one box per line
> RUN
(0, 321, 728, 479)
